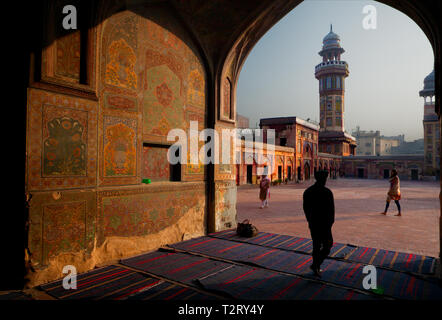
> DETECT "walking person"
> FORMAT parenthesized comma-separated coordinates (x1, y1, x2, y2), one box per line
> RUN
(303, 170, 335, 277)
(259, 174, 270, 209)
(381, 169, 402, 216)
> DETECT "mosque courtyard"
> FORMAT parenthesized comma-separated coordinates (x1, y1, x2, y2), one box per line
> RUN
(237, 178, 440, 258)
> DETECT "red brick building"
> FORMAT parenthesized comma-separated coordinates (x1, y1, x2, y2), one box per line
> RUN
(235, 140, 295, 185)
(260, 117, 321, 181)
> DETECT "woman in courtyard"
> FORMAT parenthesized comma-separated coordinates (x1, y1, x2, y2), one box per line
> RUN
(381, 169, 402, 216)
(259, 174, 270, 209)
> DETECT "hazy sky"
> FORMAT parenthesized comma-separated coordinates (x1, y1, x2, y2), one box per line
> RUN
(236, 0, 434, 141)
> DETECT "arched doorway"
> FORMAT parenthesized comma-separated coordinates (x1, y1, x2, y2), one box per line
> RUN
(14, 0, 441, 290)
(304, 162, 311, 180)
(225, 0, 441, 271)
(287, 159, 293, 180)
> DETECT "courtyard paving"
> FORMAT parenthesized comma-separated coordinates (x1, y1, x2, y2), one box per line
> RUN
(237, 178, 440, 258)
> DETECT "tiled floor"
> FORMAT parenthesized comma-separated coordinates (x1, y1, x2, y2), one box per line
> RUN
(237, 178, 440, 257)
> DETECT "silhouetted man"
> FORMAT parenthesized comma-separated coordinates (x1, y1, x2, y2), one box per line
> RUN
(303, 170, 334, 277)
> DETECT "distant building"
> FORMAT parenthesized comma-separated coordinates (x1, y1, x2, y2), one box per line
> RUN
(236, 113, 250, 129)
(390, 138, 424, 155)
(419, 69, 440, 176)
(342, 155, 423, 180)
(352, 127, 405, 156)
(348, 128, 423, 179)
(352, 128, 381, 156)
(379, 135, 404, 154)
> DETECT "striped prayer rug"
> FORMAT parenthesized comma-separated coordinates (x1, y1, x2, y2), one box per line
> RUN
(208, 230, 355, 259)
(196, 263, 376, 300)
(122, 248, 378, 300)
(343, 247, 436, 274)
(169, 237, 442, 300)
(317, 259, 442, 300)
(168, 236, 324, 275)
(40, 264, 217, 300)
(0, 291, 33, 300)
(209, 230, 436, 275)
(121, 250, 235, 288)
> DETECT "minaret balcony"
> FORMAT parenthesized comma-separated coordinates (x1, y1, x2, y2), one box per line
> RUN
(314, 60, 349, 75)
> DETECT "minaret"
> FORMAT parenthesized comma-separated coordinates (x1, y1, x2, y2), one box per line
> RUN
(419, 69, 439, 175)
(314, 25, 356, 156)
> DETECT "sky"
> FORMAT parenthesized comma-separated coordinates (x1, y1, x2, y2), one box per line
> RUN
(236, 0, 434, 141)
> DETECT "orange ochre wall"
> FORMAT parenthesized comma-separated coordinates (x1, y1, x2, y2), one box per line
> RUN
(25, 9, 211, 287)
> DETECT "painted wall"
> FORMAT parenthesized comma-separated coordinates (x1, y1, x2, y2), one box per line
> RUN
(25, 8, 208, 286)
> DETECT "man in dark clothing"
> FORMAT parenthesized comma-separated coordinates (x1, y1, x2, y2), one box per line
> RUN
(303, 170, 335, 277)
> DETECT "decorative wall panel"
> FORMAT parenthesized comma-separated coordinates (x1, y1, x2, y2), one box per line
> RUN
(100, 11, 139, 117)
(42, 31, 81, 85)
(184, 111, 205, 178)
(103, 91, 138, 112)
(214, 123, 236, 181)
(214, 181, 237, 231)
(102, 12, 139, 93)
(26, 88, 98, 191)
(142, 145, 170, 181)
(54, 31, 81, 81)
(97, 184, 205, 243)
(143, 64, 185, 136)
(42, 105, 88, 177)
(99, 115, 140, 186)
(222, 77, 232, 119)
(27, 190, 96, 267)
(39, 0, 96, 92)
(141, 21, 206, 141)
